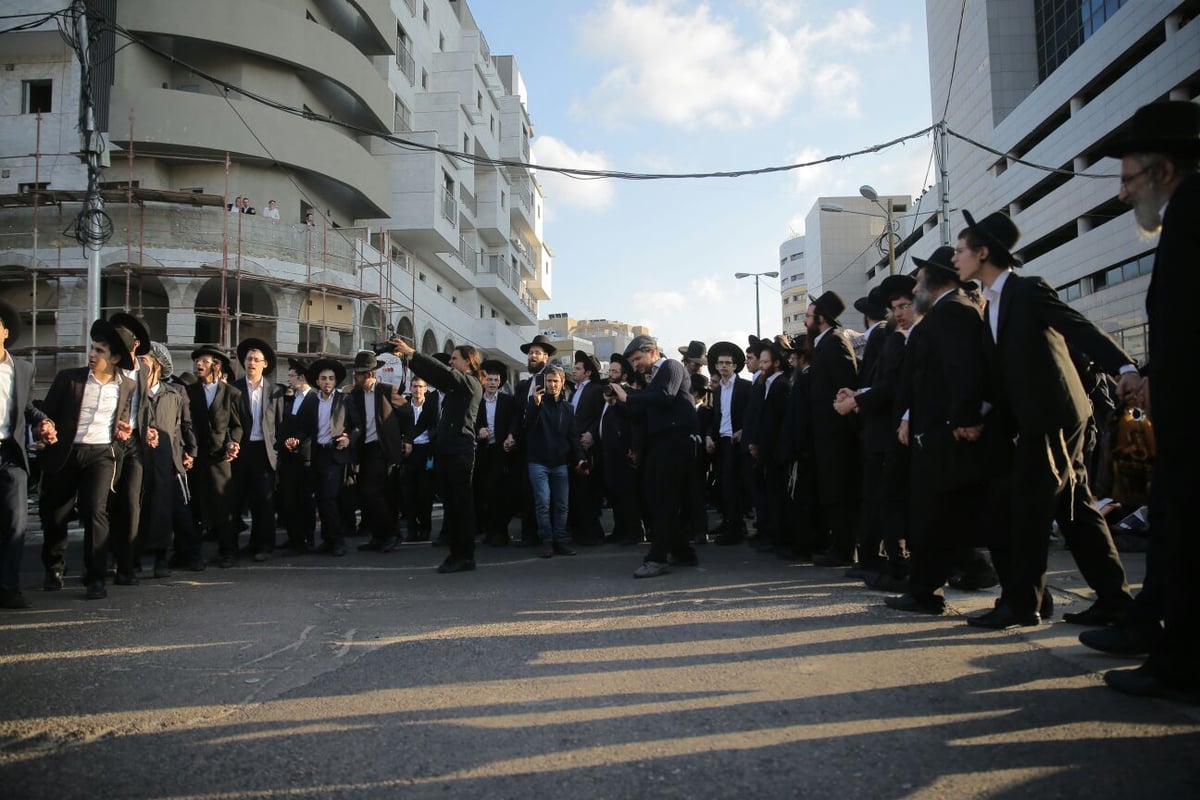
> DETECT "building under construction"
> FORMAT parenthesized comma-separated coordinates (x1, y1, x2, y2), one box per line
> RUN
(0, 0, 549, 385)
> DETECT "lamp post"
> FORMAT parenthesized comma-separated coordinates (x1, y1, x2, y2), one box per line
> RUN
(859, 185, 896, 276)
(820, 199, 901, 276)
(734, 270, 779, 338)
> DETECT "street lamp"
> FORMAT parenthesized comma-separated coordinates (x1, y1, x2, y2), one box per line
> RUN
(734, 270, 779, 338)
(820, 198, 900, 276)
(859, 185, 896, 276)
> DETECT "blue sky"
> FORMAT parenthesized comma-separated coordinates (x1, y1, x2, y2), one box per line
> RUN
(470, 0, 935, 353)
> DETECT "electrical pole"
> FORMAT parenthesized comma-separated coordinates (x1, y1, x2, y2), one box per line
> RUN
(938, 120, 951, 246)
(74, 0, 106, 325)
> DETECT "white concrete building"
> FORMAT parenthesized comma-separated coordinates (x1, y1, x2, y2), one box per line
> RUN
(0, 0, 549, 381)
(778, 235, 807, 339)
(907, 0, 1199, 363)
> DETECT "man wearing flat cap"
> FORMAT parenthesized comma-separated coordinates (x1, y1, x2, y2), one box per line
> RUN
(108, 312, 152, 583)
(229, 337, 285, 561)
(187, 345, 244, 568)
(0, 299, 55, 608)
(1085, 100, 1200, 701)
(568, 350, 606, 545)
(804, 291, 861, 566)
(39, 320, 136, 600)
(350, 350, 408, 553)
(607, 335, 700, 578)
(953, 210, 1138, 633)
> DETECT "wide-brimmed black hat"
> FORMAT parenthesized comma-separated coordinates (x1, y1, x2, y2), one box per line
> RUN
(911, 245, 958, 278)
(746, 334, 762, 351)
(754, 338, 786, 365)
(1103, 100, 1200, 158)
(520, 334, 557, 356)
(90, 319, 135, 370)
(574, 349, 602, 378)
(622, 334, 658, 359)
(608, 352, 633, 379)
(191, 344, 232, 375)
(811, 291, 846, 327)
(677, 340, 707, 361)
(689, 373, 711, 397)
(879, 274, 917, 301)
(853, 287, 888, 320)
(962, 210, 1021, 265)
(480, 358, 509, 385)
(351, 349, 385, 373)
(236, 337, 276, 374)
(0, 298, 22, 347)
(287, 357, 310, 375)
(306, 357, 347, 387)
(109, 312, 151, 356)
(707, 340, 745, 373)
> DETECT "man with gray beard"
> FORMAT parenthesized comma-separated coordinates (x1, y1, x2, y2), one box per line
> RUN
(1088, 101, 1200, 703)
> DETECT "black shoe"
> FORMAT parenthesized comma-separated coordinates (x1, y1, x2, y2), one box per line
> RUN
(218, 556, 235, 569)
(1104, 664, 1200, 704)
(774, 547, 812, 563)
(552, 542, 577, 556)
(715, 529, 746, 546)
(513, 537, 541, 548)
(967, 605, 1040, 630)
(153, 557, 172, 579)
(690, 534, 708, 546)
(1079, 624, 1159, 657)
(43, 570, 64, 592)
(539, 543, 554, 559)
(167, 554, 189, 569)
(948, 569, 1000, 591)
(331, 543, 347, 557)
(884, 593, 947, 616)
(357, 540, 384, 552)
(1062, 600, 1130, 627)
(617, 534, 645, 546)
(0, 590, 31, 610)
(437, 557, 476, 574)
(252, 552, 269, 562)
(187, 559, 207, 572)
(380, 537, 401, 553)
(84, 581, 107, 600)
(845, 562, 883, 579)
(113, 572, 139, 586)
(486, 534, 510, 547)
(668, 551, 699, 567)
(431, 536, 449, 548)
(867, 573, 911, 593)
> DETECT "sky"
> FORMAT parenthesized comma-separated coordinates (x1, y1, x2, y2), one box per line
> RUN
(469, 0, 936, 355)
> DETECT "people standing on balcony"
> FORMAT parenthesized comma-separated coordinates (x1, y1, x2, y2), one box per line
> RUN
(242, 197, 256, 215)
(262, 200, 280, 220)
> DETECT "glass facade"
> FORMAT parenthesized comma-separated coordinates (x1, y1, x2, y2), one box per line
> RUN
(1035, 0, 1128, 81)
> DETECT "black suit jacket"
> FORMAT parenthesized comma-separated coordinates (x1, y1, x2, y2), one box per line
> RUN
(408, 352, 481, 457)
(984, 272, 1134, 436)
(570, 379, 606, 444)
(186, 380, 245, 463)
(277, 388, 315, 464)
(3, 356, 49, 472)
(747, 374, 790, 465)
(297, 390, 362, 465)
(809, 328, 860, 502)
(858, 321, 891, 388)
(855, 329, 908, 453)
(351, 382, 407, 465)
(232, 377, 284, 470)
(39, 367, 135, 473)
(708, 376, 750, 441)
(475, 391, 519, 446)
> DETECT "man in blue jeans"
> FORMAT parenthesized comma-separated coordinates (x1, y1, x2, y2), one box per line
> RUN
(523, 365, 585, 558)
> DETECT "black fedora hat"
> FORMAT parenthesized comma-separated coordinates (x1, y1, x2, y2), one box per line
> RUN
(689, 373, 711, 397)
(707, 340, 745, 373)
(191, 344, 232, 375)
(608, 352, 633, 379)
(753, 338, 786, 364)
(236, 337, 277, 374)
(574, 349, 602, 377)
(306, 357, 346, 387)
(911, 245, 958, 278)
(480, 358, 509, 385)
(109, 312, 151, 356)
(287, 357, 310, 375)
(853, 287, 888, 320)
(1103, 100, 1200, 158)
(879, 273, 917, 301)
(351, 349, 385, 373)
(811, 291, 846, 327)
(746, 334, 762, 351)
(520, 334, 557, 356)
(677, 340, 707, 361)
(0, 298, 22, 347)
(962, 210, 1021, 265)
(90, 319, 135, 370)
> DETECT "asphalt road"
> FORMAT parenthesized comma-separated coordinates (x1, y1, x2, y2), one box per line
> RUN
(0, 518, 1196, 800)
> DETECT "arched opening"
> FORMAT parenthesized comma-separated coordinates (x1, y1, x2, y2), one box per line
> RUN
(442, 337, 454, 354)
(101, 269, 169, 344)
(194, 276, 277, 348)
(362, 303, 382, 347)
(395, 315, 414, 344)
(420, 328, 438, 355)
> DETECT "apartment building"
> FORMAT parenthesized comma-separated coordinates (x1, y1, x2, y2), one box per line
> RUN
(0, 0, 549, 380)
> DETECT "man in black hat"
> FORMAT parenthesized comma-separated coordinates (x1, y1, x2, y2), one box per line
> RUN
(108, 312, 152, 583)
(705, 341, 750, 545)
(678, 340, 707, 376)
(608, 335, 699, 578)
(0, 299, 55, 608)
(277, 357, 317, 553)
(744, 339, 791, 556)
(39, 321, 136, 600)
(804, 291, 861, 566)
(350, 350, 407, 553)
(511, 333, 556, 546)
(568, 350, 606, 545)
(953, 211, 1137, 631)
(187, 345, 244, 568)
(229, 337, 284, 561)
(853, 287, 891, 384)
(299, 358, 360, 557)
(1095, 100, 1200, 700)
(475, 358, 519, 545)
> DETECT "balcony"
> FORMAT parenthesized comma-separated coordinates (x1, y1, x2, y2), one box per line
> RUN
(395, 41, 416, 86)
(475, 252, 537, 324)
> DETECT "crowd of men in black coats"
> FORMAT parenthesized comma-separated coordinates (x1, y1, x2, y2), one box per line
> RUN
(0, 100, 1193, 704)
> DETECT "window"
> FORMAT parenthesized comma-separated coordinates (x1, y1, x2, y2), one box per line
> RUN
(463, 134, 469, 153)
(477, 91, 483, 111)
(394, 97, 411, 132)
(23, 80, 52, 114)
(439, 33, 445, 51)
(421, 69, 429, 90)
(18, 182, 48, 194)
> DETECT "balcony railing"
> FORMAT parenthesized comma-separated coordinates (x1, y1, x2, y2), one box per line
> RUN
(441, 186, 458, 226)
(396, 41, 415, 86)
(458, 235, 478, 269)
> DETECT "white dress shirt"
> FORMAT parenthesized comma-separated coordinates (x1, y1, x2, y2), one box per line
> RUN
(364, 386, 378, 444)
(76, 371, 120, 444)
(317, 392, 335, 445)
(718, 377, 735, 437)
(246, 378, 265, 442)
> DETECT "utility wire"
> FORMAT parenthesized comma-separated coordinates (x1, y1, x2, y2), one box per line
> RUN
(945, 127, 1118, 178)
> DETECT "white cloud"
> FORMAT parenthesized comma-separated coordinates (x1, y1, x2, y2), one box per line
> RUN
(530, 136, 617, 214)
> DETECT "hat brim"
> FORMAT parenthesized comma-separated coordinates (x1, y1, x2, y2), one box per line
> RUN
(707, 341, 746, 372)
(190, 346, 232, 374)
(352, 359, 386, 373)
(962, 210, 1019, 265)
(109, 313, 151, 355)
(90, 319, 135, 370)
(1103, 138, 1200, 159)
(306, 359, 347, 386)
(520, 341, 557, 356)
(236, 338, 277, 373)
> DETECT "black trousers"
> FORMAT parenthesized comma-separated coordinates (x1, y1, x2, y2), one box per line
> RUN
(568, 452, 604, 543)
(643, 430, 695, 564)
(231, 440, 276, 554)
(715, 437, 746, 531)
(995, 420, 1132, 618)
(358, 442, 398, 542)
(474, 443, 514, 539)
(0, 439, 29, 593)
(40, 443, 118, 584)
(192, 455, 235, 559)
(109, 439, 144, 574)
(753, 459, 789, 547)
(138, 438, 178, 552)
(857, 448, 888, 567)
(403, 442, 434, 538)
(907, 442, 976, 599)
(601, 444, 642, 540)
(434, 451, 476, 561)
(277, 454, 316, 547)
(313, 446, 346, 545)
